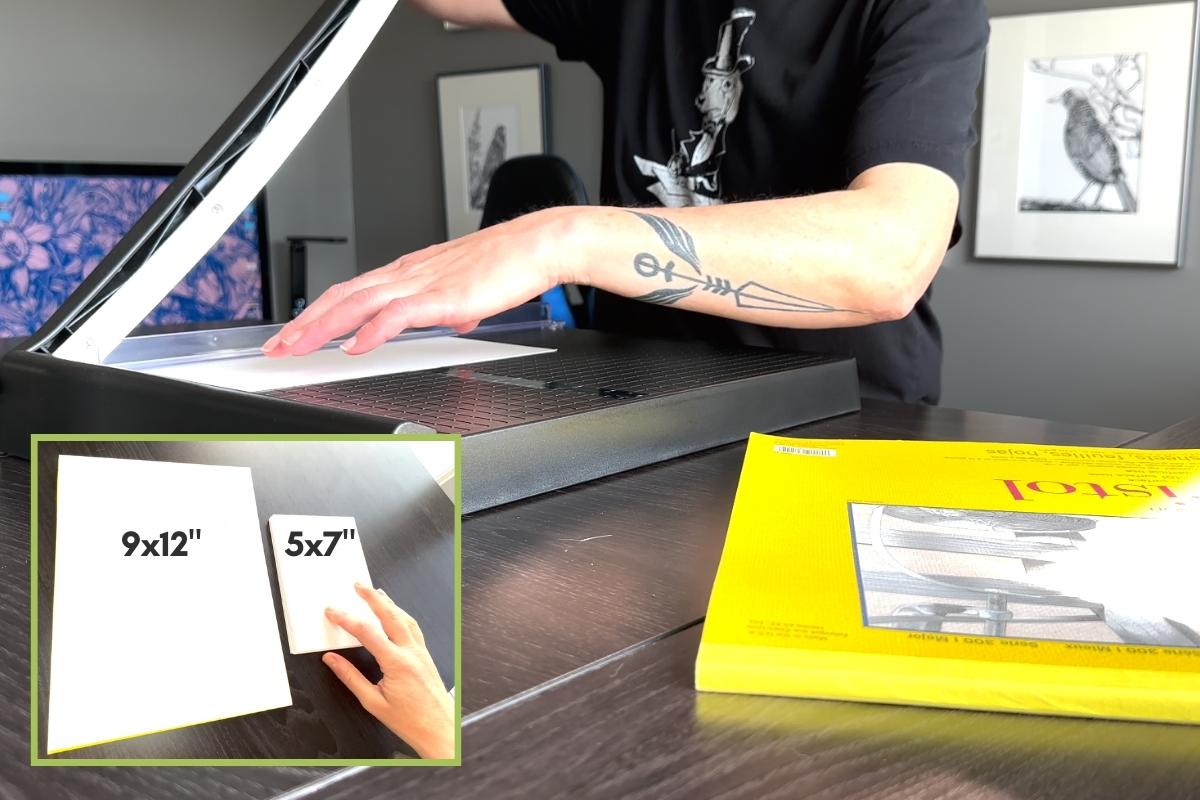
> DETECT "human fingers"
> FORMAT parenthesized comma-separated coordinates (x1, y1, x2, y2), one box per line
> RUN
(325, 606, 396, 663)
(322, 651, 386, 715)
(453, 320, 480, 335)
(262, 271, 397, 355)
(340, 292, 464, 355)
(281, 283, 408, 357)
(261, 237, 451, 356)
(353, 582, 425, 647)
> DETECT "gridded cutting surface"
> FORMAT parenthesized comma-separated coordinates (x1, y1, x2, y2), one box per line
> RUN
(265, 343, 835, 434)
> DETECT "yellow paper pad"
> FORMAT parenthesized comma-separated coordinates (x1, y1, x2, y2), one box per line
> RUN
(697, 436, 1200, 724)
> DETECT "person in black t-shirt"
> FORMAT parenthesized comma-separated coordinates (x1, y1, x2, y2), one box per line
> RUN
(264, 0, 989, 405)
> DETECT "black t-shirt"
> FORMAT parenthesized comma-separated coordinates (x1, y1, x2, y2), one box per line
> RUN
(501, 0, 989, 404)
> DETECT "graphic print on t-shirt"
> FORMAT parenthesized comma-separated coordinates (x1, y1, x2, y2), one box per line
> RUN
(633, 8, 757, 207)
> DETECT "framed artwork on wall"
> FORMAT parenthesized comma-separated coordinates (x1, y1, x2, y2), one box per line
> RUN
(436, 65, 548, 240)
(975, 2, 1198, 265)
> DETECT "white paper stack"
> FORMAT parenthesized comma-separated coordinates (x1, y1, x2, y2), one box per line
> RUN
(128, 335, 554, 392)
(48, 456, 292, 754)
(268, 514, 375, 654)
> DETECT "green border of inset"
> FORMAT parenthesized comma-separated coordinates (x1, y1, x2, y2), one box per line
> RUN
(30, 432, 463, 767)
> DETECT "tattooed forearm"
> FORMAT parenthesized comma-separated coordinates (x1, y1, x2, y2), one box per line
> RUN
(626, 211, 860, 314)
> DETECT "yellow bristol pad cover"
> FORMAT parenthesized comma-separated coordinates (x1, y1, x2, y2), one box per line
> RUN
(696, 435, 1200, 724)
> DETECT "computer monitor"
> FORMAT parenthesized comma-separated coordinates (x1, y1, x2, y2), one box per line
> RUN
(0, 161, 269, 341)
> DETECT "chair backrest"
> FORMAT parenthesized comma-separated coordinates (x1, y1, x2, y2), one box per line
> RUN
(479, 155, 589, 229)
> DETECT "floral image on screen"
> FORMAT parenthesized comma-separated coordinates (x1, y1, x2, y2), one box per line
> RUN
(0, 173, 263, 339)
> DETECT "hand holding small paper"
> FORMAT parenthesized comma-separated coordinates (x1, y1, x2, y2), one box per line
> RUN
(323, 583, 455, 760)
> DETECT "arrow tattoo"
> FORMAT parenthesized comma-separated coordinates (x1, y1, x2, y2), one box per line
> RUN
(626, 212, 859, 314)
(629, 211, 702, 274)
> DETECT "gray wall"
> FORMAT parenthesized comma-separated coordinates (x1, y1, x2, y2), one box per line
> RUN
(0, 0, 359, 322)
(346, 4, 602, 269)
(937, 0, 1200, 432)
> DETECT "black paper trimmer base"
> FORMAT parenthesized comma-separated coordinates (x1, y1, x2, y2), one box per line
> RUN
(0, 327, 859, 512)
(268, 328, 860, 511)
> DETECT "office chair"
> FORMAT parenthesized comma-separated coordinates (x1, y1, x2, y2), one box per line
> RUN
(479, 155, 589, 326)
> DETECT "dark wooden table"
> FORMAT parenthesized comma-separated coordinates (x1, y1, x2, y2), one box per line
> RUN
(363, 623, 1200, 800)
(4, 399, 1189, 800)
(32, 440, 456, 760)
(1126, 416, 1200, 450)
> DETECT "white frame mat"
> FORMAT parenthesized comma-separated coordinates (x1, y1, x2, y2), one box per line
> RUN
(976, 3, 1198, 265)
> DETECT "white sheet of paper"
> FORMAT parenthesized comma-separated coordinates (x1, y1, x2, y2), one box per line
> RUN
(126, 336, 554, 392)
(48, 456, 291, 754)
(268, 515, 375, 654)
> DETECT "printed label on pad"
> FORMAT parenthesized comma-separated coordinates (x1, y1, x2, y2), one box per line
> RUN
(268, 514, 375, 654)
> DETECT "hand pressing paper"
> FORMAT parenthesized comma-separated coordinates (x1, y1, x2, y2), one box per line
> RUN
(268, 515, 376, 654)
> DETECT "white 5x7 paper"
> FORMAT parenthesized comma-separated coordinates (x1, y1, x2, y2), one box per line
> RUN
(268, 515, 375, 654)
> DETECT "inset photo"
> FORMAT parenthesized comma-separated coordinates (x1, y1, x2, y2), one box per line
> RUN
(31, 435, 459, 766)
(850, 503, 1200, 648)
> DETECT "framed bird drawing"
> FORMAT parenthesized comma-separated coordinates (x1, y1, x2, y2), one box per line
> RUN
(976, 3, 1198, 265)
(436, 65, 548, 239)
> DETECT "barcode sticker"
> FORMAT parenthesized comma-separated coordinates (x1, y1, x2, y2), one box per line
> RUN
(773, 445, 837, 457)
